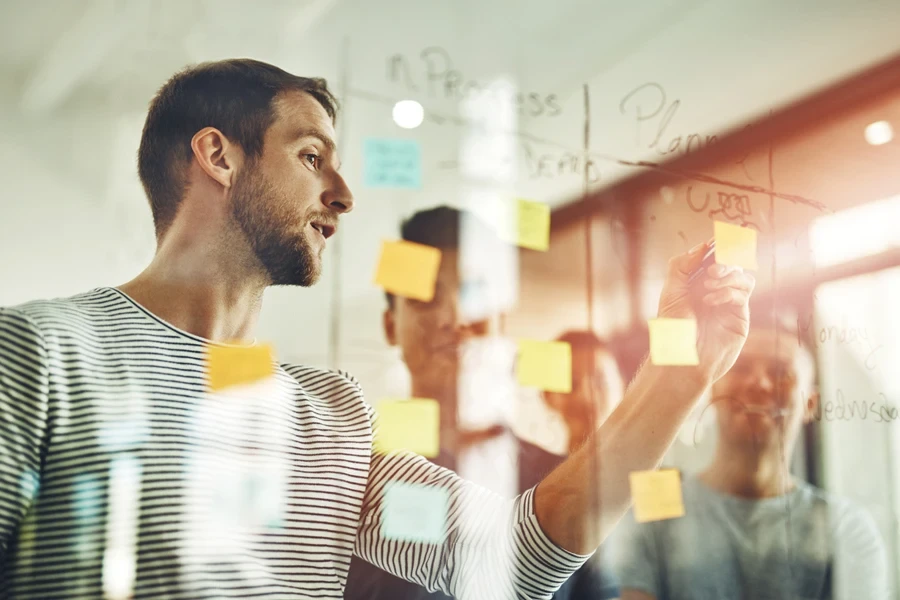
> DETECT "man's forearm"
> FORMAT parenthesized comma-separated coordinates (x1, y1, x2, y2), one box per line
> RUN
(533, 361, 709, 554)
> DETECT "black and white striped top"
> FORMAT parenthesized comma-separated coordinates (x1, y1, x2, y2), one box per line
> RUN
(0, 288, 587, 599)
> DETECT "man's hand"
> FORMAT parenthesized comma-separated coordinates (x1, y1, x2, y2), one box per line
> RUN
(534, 242, 756, 555)
(657, 242, 755, 386)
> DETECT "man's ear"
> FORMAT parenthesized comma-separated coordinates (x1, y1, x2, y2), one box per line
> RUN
(191, 127, 242, 189)
(803, 387, 820, 424)
(383, 307, 397, 346)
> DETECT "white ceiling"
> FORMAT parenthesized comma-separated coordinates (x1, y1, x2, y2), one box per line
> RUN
(0, 0, 898, 208)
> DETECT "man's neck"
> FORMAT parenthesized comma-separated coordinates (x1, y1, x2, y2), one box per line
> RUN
(700, 442, 795, 499)
(411, 376, 459, 450)
(117, 215, 267, 343)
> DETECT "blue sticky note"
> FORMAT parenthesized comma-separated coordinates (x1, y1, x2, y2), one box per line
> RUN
(364, 138, 422, 189)
(382, 482, 448, 543)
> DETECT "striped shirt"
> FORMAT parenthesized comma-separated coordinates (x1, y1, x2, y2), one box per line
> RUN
(0, 288, 588, 599)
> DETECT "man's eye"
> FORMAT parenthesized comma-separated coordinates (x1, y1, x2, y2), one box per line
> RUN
(303, 154, 320, 168)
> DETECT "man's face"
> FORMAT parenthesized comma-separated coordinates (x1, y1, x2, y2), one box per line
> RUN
(711, 328, 817, 449)
(544, 349, 624, 428)
(230, 91, 353, 286)
(383, 249, 493, 391)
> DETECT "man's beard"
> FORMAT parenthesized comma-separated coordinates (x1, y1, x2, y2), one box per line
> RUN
(230, 168, 321, 287)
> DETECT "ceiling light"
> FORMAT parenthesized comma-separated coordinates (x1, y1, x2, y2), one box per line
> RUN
(393, 100, 424, 129)
(864, 120, 893, 146)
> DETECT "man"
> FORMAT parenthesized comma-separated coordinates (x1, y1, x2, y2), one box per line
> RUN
(613, 314, 889, 599)
(519, 329, 626, 489)
(0, 59, 755, 599)
(344, 207, 623, 599)
(519, 329, 626, 600)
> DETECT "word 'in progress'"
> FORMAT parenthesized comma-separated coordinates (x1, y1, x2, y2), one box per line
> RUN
(388, 46, 562, 118)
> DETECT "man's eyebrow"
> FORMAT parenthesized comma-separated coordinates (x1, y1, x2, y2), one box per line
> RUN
(294, 128, 337, 153)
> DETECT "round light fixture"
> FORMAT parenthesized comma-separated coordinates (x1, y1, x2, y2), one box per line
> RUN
(864, 120, 893, 146)
(392, 100, 424, 129)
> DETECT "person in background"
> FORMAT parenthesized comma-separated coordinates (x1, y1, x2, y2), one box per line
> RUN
(519, 330, 626, 600)
(345, 207, 622, 600)
(612, 313, 889, 600)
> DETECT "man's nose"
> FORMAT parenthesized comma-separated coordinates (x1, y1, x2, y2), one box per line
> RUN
(437, 294, 481, 335)
(322, 171, 354, 214)
(436, 293, 463, 329)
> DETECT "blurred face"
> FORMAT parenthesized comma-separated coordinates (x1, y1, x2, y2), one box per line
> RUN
(230, 91, 353, 286)
(712, 328, 817, 450)
(544, 349, 624, 430)
(383, 249, 493, 391)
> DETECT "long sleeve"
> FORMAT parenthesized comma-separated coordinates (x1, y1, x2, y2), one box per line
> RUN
(354, 450, 591, 599)
(0, 308, 50, 558)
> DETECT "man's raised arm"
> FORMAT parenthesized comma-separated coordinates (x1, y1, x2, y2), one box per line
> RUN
(534, 242, 755, 554)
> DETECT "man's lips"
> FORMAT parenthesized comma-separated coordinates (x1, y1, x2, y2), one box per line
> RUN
(431, 341, 462, 356)
(309, 220, 336, 240)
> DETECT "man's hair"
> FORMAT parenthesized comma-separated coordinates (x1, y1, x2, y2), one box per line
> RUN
(138, 59, 338, 238)
(385, 205, 500, 309)
(555, 330, 612, 358)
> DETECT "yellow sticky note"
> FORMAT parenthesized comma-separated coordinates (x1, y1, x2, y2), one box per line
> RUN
(374, 240, 442, 302)
(648, 318, 699, 366)
(629, 469, 685, 523)
(714, 221, 758, 270)
(513, 199, 550, 251)
(207, 343, 275, 391)
(382, 482, 448, 543)
(374, 399, 440, 457)
(516, 340, 572, 393)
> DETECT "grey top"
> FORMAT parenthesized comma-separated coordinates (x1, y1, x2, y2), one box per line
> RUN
(611, 475, 889, 599)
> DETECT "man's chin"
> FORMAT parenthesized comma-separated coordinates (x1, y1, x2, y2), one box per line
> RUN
(729, 418, 780, 443)
(268, 263, 320, 287)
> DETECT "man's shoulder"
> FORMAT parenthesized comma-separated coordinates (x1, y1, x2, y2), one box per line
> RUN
(794, 480, 881, 535)
(280, 364, 371, 411)
(3, 288, 113, 333)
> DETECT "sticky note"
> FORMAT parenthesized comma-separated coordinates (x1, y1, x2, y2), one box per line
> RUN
(647, 318, 699, 366)
(207, 344, 275, 391)
(364, 138, 422, 189)
(714, 221, 758, 270)
(374, 240, 442, 301)
(374, 399, 440, 457)
(516, 340, 572, 393)
(511, 198, 551, 251)
(629, 469, 685, 523)
(382, 482, 448, 543)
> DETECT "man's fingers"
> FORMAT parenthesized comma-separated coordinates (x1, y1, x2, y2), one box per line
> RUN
(702, 287, 752, 307)
(704, 270, 755, 293)
(667, 242, 710, 280)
